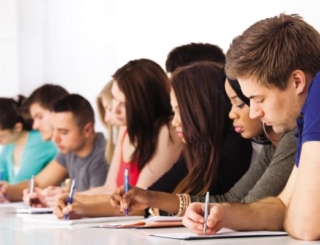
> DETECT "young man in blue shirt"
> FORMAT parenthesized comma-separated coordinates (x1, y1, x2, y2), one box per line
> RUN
(183, 13, 320, 241)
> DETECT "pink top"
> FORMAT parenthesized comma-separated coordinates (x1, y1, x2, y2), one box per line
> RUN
(116, 129, 140, 187)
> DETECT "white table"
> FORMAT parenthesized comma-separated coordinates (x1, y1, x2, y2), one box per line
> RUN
(0, 212, 318, 245)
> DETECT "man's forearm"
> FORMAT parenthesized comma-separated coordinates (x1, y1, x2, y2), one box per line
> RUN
(222, 197, 286, 231)
(7, 181, 29, 201)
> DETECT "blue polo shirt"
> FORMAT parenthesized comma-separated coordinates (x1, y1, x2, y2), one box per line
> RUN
(295, 71, 320, 166)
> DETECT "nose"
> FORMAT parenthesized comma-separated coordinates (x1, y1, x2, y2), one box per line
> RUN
(112, 100, 121, 115)
(249, 102, 264, 119)
(228, 106, 238, 120)
(171, 113, 181, 128)
(51, 130, 60, 143)
(32, 119, 39, 130)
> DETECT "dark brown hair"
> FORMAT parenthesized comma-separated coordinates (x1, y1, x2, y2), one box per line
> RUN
(113, 59, 172, 171)
(0, 96, 32, 130)
(166, 43, 225, 73)
(51, 94, 95, 130)
(26, 84, 69, 110)
(171, 62, 229, 195)
(226, 13, 320, 89)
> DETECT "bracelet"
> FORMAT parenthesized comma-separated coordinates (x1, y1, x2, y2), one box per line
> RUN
(174, 193, 191, 217)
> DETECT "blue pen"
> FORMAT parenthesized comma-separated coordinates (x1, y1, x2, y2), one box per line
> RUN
(64, 179, 76, 220)
(0, 170, 7, 201)
(124, 168, 129, 216)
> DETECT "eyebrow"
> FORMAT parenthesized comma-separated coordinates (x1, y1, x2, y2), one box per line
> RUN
(248, 95, 261, 99)
(230, 95, 239, 100)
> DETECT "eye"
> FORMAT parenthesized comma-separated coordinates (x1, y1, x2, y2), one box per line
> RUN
(236, 103, 245, 109)
(256, 99, 264, 104)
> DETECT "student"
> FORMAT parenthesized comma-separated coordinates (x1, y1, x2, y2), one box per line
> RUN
(109, 62, 252, 216)
(0, 96, 57, 194)
(183, 13, 320, 241)
(166, 42, 262, 165)
(3, 94, 108, 203)
(165, 43, 226, 74)
(96, 80, 118, 164)
(27, 84, 69, 141)
(189, 78, 296, 204)
(53, 58, 183, 219)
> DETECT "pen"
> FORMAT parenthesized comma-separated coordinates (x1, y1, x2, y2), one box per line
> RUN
(124, 168, 129, 216)
(203, 191, 210, 234)
(0, 170, 7, 202)
(64, 179, 76, 220)
(28, 175, 35, 207)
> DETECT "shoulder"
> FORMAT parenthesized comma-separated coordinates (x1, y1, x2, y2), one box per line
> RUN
(278, 130, 297, 148)
(26, 130, 57, 151)
(94, 132, 107, 146)
(157, 123, 179, 143)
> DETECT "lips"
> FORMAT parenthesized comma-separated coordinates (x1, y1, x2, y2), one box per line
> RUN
(234, 126, 243, 133)
(176, 131, 184, 138)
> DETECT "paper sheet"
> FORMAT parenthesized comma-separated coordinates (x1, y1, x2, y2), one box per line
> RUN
(22, 214, 144, 225)
(150, 228, 287, 240)
(100, 216, 183, 228)
(16, 207, 53, 214)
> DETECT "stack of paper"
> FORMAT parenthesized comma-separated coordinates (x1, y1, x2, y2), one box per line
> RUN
(16, 207, 53, 214)
(22, 214, 144, 226)
(0, 202, 26, 213)
(150, 228, 287, 240)
(100, 216, 183, 228)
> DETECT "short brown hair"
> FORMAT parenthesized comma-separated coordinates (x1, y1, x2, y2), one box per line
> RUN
(226, 13, 320, 89)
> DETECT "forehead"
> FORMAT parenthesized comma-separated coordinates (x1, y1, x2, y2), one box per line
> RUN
(238, 77, 271, 98)
(170, 89, 178, 107)
(102, 98, 112, 108)
(224, 80, 236, 97)
(50, 112, 77, 128)
(30, 102, 49, 114)
(111, 82, 125, 101)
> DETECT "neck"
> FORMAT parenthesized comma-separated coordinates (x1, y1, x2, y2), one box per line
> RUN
(75, 132, 97, 158)
(13, 130, 29, 147)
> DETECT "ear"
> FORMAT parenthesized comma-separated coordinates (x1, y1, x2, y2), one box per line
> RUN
(291, 70, 307, 95)
(82, 122, 93, 137)
(13, 122, 23, 132)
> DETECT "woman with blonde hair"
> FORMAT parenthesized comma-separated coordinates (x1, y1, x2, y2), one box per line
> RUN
(96, 80, 118, 164)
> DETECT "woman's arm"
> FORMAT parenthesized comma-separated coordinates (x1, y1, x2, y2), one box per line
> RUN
(135, 125, 183, 189)
(191, 130, 296, 203)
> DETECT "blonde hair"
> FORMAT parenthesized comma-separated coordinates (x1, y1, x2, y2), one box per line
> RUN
(97, 80, 117, 164)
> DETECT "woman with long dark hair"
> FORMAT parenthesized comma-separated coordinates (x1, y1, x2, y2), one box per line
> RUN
(54, 59, 183, 218)
(109, 62, 252, 216)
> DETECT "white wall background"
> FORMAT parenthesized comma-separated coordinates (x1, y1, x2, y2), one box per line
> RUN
(1, 0, 320, 132)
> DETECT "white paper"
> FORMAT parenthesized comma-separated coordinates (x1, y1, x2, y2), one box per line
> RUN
(145, 216, 183, 222)
(16, 207, 53, 214)
(99, 215, 183, 228)
(150, 228, 287, 240)
(23, 214, 144, 225)
(0, 202, 25, 208)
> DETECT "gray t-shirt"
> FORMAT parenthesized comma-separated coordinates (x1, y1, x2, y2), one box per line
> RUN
(56, 132, 108, 191)
(191, 130, 296, 203)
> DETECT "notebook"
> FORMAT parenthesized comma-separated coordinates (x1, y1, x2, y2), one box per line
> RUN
(16, 207, 53, 214)
(100, 216, 183, 228)
(150, 228, 287, 240)
(22, 214, 144, 226)
(0, 202, 26, 212)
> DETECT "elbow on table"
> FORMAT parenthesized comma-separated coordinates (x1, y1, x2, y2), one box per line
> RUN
(286, 221, 320, 241)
